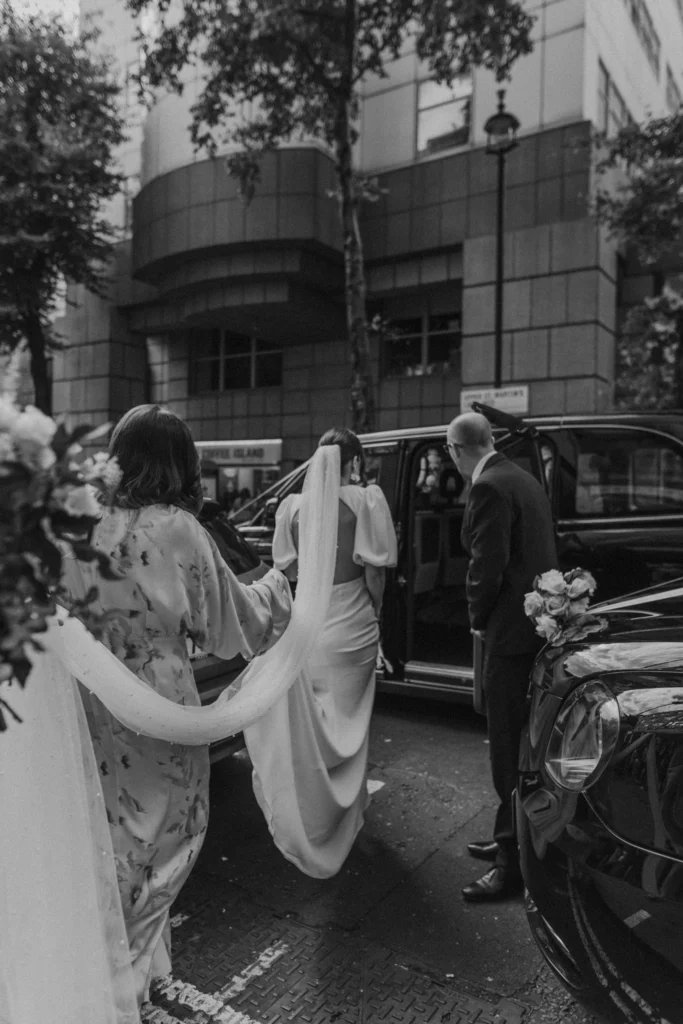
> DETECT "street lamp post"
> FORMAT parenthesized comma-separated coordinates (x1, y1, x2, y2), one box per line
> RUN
(484, 89, 520, 389)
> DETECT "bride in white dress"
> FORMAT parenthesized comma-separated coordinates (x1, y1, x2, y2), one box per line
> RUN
(244, 428, 398, 878)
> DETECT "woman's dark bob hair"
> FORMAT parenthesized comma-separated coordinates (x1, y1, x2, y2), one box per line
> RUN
(109, 405, 203, 515)
(318, 427, 365, 480)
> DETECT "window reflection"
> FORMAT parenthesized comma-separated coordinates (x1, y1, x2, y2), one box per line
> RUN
(573, 429, 683, 516)
(189, 331, 283, 393)
(417, 75, 472, 155)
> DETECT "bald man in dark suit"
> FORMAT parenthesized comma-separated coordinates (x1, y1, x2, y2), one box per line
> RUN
(446, 412, 557, 901)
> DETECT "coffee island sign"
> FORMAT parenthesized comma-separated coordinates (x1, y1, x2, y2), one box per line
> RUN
(195, 439, 283, 467)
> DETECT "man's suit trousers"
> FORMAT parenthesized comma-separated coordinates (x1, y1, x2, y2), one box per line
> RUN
(483, 648, 536, 870)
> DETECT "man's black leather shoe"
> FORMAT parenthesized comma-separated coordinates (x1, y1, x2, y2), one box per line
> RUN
(467, 840, 499, 861)
(462, 866, 524, 902)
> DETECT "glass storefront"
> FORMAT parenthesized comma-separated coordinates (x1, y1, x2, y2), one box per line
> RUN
(195, 439, 283, 515)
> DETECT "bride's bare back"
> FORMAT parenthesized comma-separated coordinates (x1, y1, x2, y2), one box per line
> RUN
(292, 500, 363, 584)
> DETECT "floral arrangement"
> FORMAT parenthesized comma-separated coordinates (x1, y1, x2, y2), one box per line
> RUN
(524, 568, 608, 647)
(0, 391, 121, 728)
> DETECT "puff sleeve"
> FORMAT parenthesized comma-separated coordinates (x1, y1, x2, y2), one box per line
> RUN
(353, 484, 398, 568)
(272, 494, 300, 571)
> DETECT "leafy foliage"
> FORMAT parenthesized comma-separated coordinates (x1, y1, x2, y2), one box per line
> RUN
(0, 2, 126, 410)
(126, 0, 535, 430)
(0, 387, 122, 731)
(595, 111, 683, 409)
(595, 112, 683, 267)
(615, 286, 683, 410)
(128, 0, 534, 195)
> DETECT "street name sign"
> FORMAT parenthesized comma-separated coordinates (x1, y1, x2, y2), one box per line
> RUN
(460, 385, 529, 415)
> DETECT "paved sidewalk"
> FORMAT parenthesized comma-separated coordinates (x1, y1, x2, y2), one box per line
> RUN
(143, 869, 528, 1024)
(140, 705, 597, 1024)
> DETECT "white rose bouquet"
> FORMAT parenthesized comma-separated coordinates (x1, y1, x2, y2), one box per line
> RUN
(0, 393, 122, 728)
(523, 568, 608, 647)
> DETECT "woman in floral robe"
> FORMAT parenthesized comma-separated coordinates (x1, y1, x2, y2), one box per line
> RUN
(63, 405, 291, 1004)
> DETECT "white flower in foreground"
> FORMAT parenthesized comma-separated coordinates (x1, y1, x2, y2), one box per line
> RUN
(52, 483, 101, 519)
(0, 396, 19, 433)
(0, 432, 14, 463)
(12, 406, 57, 469)
(82, 452, 122, 490)
(536, 569, 566, 595)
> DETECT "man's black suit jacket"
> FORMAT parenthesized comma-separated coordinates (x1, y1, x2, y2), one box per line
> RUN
(461, 453, 558, 656)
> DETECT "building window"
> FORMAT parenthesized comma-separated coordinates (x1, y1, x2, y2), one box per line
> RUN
(573, 429, 683, 516)
(608, 80, 630, 136)
(189, 330, 283, 393)
(623, 0, 660, 76)
(666, 65, 682, 114)
(417, 76, 472, 156)
(597, 61, 609, 133)
(596, 62, 633, 136)
(377, 289, 462, 378)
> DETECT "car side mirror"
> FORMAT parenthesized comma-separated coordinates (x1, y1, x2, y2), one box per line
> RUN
(264, 496, 280, 529)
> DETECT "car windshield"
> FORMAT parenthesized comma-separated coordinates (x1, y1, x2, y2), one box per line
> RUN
(228, 463, 306, 525)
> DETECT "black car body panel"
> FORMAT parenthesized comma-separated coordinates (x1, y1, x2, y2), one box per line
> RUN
(518, 587, 683, 1023)
(232, 412, 683, 706)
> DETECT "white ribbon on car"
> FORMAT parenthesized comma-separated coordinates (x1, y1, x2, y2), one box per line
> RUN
(592, 584, 683, 615)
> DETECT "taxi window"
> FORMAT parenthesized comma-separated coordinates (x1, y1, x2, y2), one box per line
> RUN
(364, 443, 400, 509)
(572, 429, 683, 516)
(414, 443, 466, 511)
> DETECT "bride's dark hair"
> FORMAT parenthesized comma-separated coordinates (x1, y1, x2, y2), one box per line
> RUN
(318, 427, 365, 481)
(109, 404, 203, 515)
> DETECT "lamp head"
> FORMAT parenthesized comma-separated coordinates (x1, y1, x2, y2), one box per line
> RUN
(485, 89, 520, 155)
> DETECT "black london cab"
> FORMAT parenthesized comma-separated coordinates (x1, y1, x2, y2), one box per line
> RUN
(230, 409, 683, 707)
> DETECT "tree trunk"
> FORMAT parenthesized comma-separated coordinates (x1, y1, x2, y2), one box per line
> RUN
(23, 311, 51, 414)
(335, 0, 375, 436)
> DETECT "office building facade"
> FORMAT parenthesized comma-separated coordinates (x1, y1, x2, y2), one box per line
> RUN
(52, 0, 683, 489)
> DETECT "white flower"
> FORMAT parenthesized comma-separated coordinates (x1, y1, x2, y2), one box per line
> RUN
(11, 405, 57, 470)
(536, 569, 567, 595)
(0, 399, 18, 433)
(568, 597, 590, 617)
(524, 591, 545, 618)
(0, 396, 19, 432)
(535, 613, 562, 643)
(52, 483, 101, 519)
(567, 573, 596, 599)
(0, 432, 14, 463)
(82, 452, 122, 491)
(546, 593, 570, 617)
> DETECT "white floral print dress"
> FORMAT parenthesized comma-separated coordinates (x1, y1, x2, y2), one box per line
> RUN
(62, 504, 291, 1003)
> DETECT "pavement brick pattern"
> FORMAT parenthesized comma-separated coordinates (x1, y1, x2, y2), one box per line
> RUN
(141, 870, 528, 1024)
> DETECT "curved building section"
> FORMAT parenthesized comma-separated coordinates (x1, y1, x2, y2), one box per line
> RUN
(131, 146, 345, 343)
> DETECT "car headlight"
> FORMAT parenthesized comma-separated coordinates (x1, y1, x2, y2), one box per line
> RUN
(545, 681, 620, 792)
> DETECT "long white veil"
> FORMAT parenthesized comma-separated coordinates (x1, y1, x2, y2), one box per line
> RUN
(0, 445, 339, 1023)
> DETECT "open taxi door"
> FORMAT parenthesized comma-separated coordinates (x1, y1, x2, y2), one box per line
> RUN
(470, 403, 551, 716)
